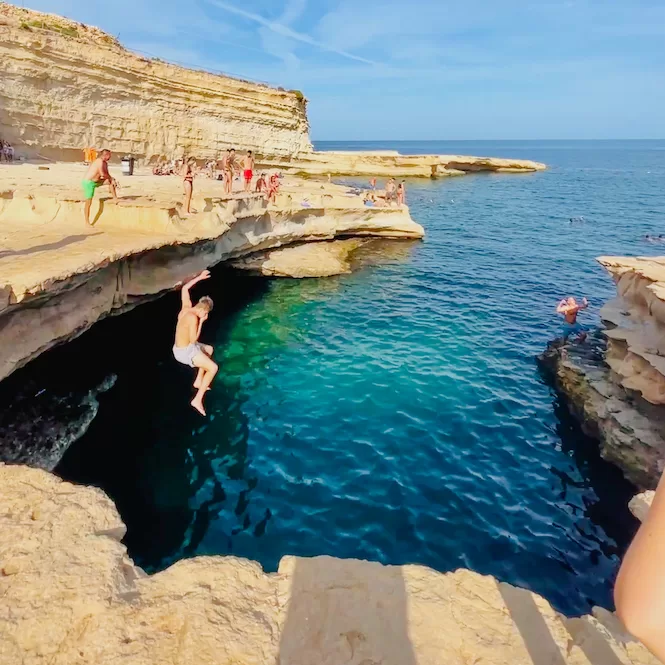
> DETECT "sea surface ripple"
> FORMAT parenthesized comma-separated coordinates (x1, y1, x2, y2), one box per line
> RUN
(57, 140, 665, 616)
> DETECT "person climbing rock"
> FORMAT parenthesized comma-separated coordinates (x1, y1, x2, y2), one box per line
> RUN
(556, 296, 589, 341)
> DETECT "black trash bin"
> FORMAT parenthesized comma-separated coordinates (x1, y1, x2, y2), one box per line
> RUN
(121, 155, 135, 176)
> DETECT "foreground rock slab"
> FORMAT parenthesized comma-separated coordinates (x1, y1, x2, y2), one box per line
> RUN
(0, 464, 658, 664)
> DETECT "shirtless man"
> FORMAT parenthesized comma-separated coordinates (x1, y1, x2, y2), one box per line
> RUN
(556, 296, 589, 340)
(384, 178, 397, 206)
(243, 150, 255, 192)
(82, 149, 118, 225)
(173, 270, 219, 415)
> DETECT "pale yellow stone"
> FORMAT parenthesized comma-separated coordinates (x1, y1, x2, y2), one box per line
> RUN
(0, 5, 310, 160)
(0, 464, 659, 665)
(0, 164, 424, 383)
(230, 238, 368, 277)
(0, 5, 546, 179)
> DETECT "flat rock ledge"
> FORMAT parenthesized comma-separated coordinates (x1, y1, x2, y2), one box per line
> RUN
(229, 238, 368, 277)
(538, 331, 665, 490)
(0, 463, 658, 665)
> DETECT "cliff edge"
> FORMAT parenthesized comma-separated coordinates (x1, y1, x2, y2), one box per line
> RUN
(0, 3, 311, 161)
(539, 256, 665, 490)
(0, 463, 658, 665)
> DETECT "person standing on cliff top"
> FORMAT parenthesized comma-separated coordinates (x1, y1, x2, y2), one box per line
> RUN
(397, 180, 406, 206)
(556, 296, 589, 341)
(222, 148, 238, 195)
(243, 150, 255, 192)
(173, 270, 218, 416)
(82, 149, 118, 225)
(181, 157, 196, 215)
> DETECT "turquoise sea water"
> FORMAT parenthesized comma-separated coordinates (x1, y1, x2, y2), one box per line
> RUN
(51, 140, 665, 616)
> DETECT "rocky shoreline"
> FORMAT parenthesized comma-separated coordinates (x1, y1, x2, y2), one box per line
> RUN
(0, 463, 659, 665)
(539, 256, 665, 491)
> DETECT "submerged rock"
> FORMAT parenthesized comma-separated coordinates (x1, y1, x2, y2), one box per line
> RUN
(0, 374, 116, 470)
(0, 463, 658, 665)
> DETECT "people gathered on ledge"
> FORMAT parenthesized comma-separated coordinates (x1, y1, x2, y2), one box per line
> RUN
(77, 145, 411, 225)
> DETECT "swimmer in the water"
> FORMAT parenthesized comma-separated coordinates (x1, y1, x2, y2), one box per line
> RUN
(172, 270, 218, 416)
(557, 296, 589, 341)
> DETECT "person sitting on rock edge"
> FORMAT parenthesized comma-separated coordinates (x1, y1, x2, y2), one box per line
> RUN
(556, 296, 589, 341)
(255, 172, 267, 194)
(172, 270, 218, 416)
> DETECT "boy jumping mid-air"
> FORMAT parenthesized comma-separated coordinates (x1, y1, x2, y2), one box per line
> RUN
(173, 270, 218, 415)
(556, 296, 589, 341)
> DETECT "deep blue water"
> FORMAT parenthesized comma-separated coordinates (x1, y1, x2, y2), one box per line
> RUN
(54, 140, 665, 616)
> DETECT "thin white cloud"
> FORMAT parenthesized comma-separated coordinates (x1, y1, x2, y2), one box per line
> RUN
(205, 0, 378, 65)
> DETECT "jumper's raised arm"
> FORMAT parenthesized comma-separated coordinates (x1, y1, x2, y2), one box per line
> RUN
(180, 270, 211, 310)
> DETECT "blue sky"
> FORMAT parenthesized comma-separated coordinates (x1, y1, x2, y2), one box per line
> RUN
(24, 0, 665, 140)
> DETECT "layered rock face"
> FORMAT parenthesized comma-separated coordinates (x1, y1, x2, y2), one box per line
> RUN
(230, 238, 369, 278)
(0, 165, 424, 384)
(265, 150, 547, 178)
(540, 256, 665, 490)
(0, 5, 311, 161)
(0, 463, 659, 665)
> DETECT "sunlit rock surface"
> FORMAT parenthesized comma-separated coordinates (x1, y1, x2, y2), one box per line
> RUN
(0, 464, 658, 665)
(0, 5, 311, 160)
(0, 165, 424, 383)
(539, 331, 665, 490)
(539, 256, 665, 490)
(230, 238, 370, 278)
(629, 491, 655, 522)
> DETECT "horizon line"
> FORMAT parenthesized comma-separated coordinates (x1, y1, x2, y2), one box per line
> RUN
(312, 138, 665, 142)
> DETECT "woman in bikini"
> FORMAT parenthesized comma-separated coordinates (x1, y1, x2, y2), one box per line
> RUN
(182, 157, 196, 215)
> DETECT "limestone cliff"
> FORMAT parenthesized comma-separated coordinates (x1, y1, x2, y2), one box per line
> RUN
(0, 4, 546, 177)
(0, 463, 659, 665)
(0, 4, 311, 161)
(540, 256, 665, 490)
